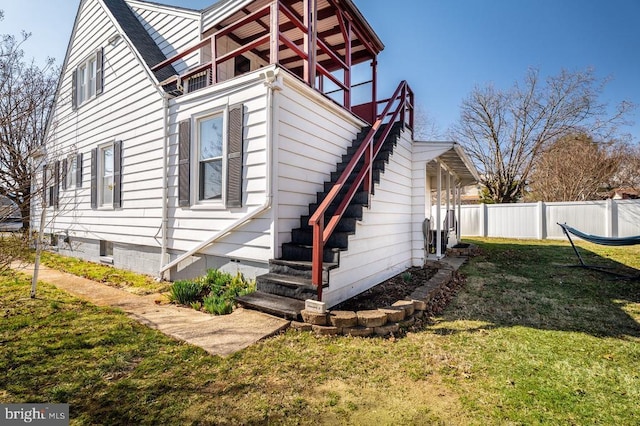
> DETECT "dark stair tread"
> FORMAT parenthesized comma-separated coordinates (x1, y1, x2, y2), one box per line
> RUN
(236, 291, 306, 320)
(258, 272, 314, 288)
(270, 259, 339, 271)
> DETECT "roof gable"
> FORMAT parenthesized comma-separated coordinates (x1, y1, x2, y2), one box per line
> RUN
(102, 0, 177, 82)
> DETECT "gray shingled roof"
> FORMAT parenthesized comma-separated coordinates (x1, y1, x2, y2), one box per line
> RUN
(103, 0, 177, 83)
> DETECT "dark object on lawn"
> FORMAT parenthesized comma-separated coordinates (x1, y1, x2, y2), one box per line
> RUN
(558, 223, 640, 278)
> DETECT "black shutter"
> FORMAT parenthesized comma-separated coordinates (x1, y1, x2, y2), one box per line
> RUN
(178, 120, 191, 207)
(113, 140, 122, 208)
(71, 70, 77, 110)
(95, 48, 104, 96)
(90, 148, 98, 209)
(76, 153, 83, 187)
(61, 158, 68, 190)
(54, 160, 60, 209)
(226, 105, 243, 208)
(42, 164, 49, 207)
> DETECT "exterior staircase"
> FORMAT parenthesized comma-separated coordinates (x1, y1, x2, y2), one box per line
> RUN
(237, 122, 403, 319)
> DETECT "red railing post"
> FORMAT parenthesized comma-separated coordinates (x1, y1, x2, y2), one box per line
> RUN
(311, 216, 324, 301)
(363, 142, 372, 194)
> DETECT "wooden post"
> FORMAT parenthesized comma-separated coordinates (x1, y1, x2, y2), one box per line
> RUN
(270, 1, 279, 65)
(344, 19, 351, 109)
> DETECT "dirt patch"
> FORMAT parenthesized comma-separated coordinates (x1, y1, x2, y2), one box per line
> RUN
(332, 266, 438, 311)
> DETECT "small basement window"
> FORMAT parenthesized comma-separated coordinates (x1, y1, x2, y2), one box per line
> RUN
(100, 240, 113, 263)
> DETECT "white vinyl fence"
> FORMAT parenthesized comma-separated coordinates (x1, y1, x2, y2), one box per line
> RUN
(457, 199, 640, 240)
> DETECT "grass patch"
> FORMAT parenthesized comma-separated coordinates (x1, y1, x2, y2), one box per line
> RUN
(40, 252, 169, 295)
(1, 238, 638, 424)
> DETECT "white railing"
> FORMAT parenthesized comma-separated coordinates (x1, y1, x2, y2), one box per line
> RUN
(455, 199, 640, 240)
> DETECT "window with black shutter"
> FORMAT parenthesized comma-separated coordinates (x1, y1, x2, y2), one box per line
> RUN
(91, 142, 122, 209)
(181, 104, 244, 209)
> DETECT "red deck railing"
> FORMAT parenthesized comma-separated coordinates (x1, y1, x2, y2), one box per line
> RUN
(151, 0, 372, 113)
(308, 80, 414, 301)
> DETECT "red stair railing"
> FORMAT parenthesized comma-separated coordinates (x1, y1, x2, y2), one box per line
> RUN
(309, 80, 414, 301)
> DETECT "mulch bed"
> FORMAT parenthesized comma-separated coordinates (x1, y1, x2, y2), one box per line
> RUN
(332, 266, 438, 311)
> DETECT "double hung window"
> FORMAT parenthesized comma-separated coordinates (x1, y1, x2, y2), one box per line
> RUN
(73, 49, 103, 108)
(197, 113, 224, 201)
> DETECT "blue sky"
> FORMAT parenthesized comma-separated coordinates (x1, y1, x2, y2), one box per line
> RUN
(1, 0, 638, 141)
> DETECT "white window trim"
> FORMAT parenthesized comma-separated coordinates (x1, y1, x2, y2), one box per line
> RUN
(191, 106, 228, 209)
(75, 52, 98, 108)
(97, 142, 115, 210)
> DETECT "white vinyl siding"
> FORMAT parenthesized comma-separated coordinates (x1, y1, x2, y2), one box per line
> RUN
(39, 0, 167, 248)
(323, 130, 415, 307)
(129, 1, 201, 74)
(166, 72, 271, 262)
(275, 76, 364, 257)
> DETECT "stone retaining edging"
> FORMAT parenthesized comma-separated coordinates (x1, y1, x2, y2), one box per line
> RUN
(291, 263, 464, 337)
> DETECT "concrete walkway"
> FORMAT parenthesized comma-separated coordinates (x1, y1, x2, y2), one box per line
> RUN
(13, 264, 290, 357)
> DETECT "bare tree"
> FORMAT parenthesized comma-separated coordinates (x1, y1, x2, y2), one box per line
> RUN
(527, 133, 622, 202)
(0, 11, 61, 297)
(413, 104, 444, 141)
(0, 19, 59, 230)
(611, 142, 640, 190)
(450, 68, 635, 203)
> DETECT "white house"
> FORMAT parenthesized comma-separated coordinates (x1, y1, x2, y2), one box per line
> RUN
(40, 0, 478, 316)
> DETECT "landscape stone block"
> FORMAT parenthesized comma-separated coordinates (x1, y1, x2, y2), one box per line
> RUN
(357, 310, 387, 327)
(312, 324, 340, 336)
(290, 321, 312, 331)
(392, 300, 415, 316)
(407, 299, 427, 311)
(378, 307, 405, 322)
(343, 326, 374, 337)
(301, 309, 328, 325)
(329, 310, 358, 328)
(374, 323, 399, 336)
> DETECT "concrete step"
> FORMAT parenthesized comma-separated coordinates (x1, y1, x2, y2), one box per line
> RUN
(236, 291, 306, 320)
(256, 272, 318, 300)
(269, 259, 338, 280)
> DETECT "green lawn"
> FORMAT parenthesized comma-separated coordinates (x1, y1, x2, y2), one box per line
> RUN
(1, 238, 639, 425)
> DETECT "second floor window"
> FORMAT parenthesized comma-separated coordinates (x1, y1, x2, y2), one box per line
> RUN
(73, 48, 103, 109)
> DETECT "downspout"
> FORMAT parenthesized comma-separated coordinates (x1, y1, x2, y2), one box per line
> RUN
(159, 94, 169, 280)
(159, 68, 281, 275)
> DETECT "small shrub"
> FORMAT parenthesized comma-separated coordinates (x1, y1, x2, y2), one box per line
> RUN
(203, 293, 233, 315)
(170, 269, 256, 315)
(402, 272, 413, 282)
(169, 280, 203, 305)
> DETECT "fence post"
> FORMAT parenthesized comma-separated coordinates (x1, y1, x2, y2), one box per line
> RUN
(606, 198, 614, 237)
(480, 203, 487, 237)
(610, 199, 618, 237)
(537, 201, 545, 240)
